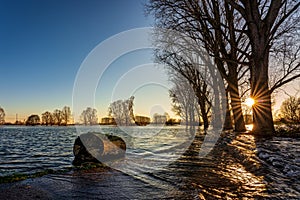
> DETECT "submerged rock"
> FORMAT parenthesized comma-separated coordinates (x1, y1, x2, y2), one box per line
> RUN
(73, 132, 126, 166)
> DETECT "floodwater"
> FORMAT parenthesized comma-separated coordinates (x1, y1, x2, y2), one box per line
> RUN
(0, 126, 299, 199)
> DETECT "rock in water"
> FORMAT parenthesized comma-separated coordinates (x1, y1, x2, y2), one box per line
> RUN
(73, 132, 126, 166)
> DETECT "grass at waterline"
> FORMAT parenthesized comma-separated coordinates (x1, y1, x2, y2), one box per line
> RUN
(275, 124, 300, 137)
(0, 163, 109, 184)
(0, 169, 58, 184)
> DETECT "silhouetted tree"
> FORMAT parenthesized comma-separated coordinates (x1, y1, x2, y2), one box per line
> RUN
(280, 96, 300, 123)
(227, 0, 300, 134)
(53, 109, 63, 125)
(147, 0, 247, 131)
(26, 114, 40, 126)
(148, 0, 300, 134)
(62, 106, 72, 125)
(41, 111, 53, 126)
(0, 107, 5, 125)
(109, 96, 135, 126)
(169, 76, 200, 126)
(80, 107, 98, 125)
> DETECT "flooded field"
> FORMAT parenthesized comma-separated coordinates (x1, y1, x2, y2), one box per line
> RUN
(0, 126, 299, 199)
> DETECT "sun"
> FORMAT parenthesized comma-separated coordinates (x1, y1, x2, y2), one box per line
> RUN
(245, 98, 255, 107)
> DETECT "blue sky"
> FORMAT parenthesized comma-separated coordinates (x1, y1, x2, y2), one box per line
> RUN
(0, 0, 174, 122)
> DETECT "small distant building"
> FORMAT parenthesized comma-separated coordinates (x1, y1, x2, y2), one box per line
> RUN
(100, 117, 116, 125)
(135, 115, 150, 126)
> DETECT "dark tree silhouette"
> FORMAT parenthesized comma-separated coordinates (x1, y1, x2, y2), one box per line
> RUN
(62, 106, 72, 125)
(169, 74, 201, 127)
(0, 107, 5, 125)
(41, 111, 53, 126)
(53, 109, 63, 125)
(26, 114, 40, 126)
(280, 96, 300, 123)
(227, 0, 300, 134)
(147, 0, 247, 131)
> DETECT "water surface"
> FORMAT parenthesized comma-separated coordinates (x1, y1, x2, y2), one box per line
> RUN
(0, 126, 299, 199)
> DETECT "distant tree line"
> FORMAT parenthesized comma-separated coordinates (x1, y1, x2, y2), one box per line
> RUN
(26, 106, 72, 126)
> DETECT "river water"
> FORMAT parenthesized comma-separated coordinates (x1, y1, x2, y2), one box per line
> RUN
(0, 126, 299, 199)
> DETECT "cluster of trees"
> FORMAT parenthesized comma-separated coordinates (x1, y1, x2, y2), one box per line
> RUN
(108, 96, 135, 126)
(26, 106, 73, 126)
(280, 96, 300, 123)
(80, 107, 98, 125)
(107, 97, 180, 126)
(147, 0, 300, 135)
(40, 106, 72, 126)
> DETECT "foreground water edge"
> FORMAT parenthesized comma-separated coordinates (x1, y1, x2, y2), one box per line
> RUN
(0, 126, 299, 199)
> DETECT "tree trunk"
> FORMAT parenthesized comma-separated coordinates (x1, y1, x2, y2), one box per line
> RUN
(229, 85, 246, 132)
(227, 62, 246, 132)
(251, 56, 275, 135)
(223, 91, 233, 130)
(198, 97, 209, 130)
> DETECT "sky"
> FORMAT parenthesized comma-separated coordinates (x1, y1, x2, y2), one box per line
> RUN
(0, 0, 298, 123)
(0, 0, 177, 122)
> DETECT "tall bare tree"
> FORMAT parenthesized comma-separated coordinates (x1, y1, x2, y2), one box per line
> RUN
(41, 111, 53, 126)
(53, 109, 63, 126)
(169, 74, 201, 126)
(0, 107, 5, 125)
(227, 0, 300, 134)
(62, 106, 72, 125)
(80, 107, 98, 125)
(147, 0, 247, 131)
(109, 96, 135, 126)
(160, 52, 213, 129)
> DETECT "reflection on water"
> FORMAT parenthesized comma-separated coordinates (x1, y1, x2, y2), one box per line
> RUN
(0, 126, 299, 199)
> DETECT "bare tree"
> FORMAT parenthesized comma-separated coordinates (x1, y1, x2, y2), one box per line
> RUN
(227, 0, 300, 134)
(53, 109, 63, 126)
(0, 107, 5, 125)
(147, 0, 300, 134)
(62, 106, 72, 125)
(109, 96, 135, 126)
(80, 107, 98, 125)
(169, 73, 201, 126)
(41, 111, 53, 126)
(153, 29, 222, 130)
(280, 96, 300, 123)
(147, 0, 247, 131)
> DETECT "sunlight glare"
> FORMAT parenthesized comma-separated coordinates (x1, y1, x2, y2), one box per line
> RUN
(245, 98, 255, 107)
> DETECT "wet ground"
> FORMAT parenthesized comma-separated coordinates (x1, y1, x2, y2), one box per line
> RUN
(1, 132, 299, 199)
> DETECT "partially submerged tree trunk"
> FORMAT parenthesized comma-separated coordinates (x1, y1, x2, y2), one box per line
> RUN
(73, 133, 126, 165)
